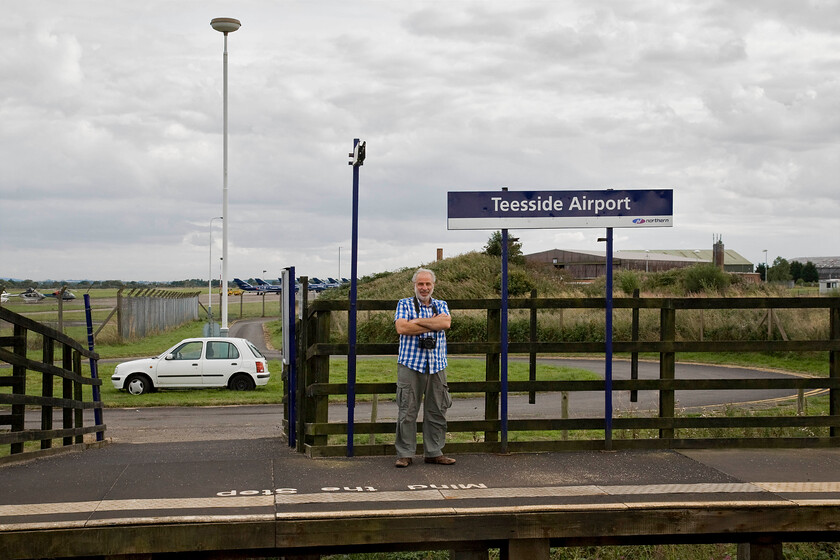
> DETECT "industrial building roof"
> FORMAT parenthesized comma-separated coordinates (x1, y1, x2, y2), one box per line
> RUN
(638, 249, 752, 266)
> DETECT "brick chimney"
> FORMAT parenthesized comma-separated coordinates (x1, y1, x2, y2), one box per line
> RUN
(713, 235, 725, 270)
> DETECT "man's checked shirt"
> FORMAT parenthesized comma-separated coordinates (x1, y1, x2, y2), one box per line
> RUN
(394, 296, 449, 374)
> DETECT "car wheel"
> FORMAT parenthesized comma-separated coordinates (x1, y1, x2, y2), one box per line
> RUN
(229, 373, 256, 391)
(126, 374, 152, 395)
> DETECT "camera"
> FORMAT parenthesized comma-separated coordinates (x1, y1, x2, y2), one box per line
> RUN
(418, 337, 436, 350)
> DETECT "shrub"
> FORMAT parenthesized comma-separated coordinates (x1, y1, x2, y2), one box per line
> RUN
(493, 270, 534, 296)
(682, 264, 730, 294)
(642, 268, 684, 293)
(354, 312, 397, 344)
(447, 314, 487, 343)
(615, 270, 642, 295)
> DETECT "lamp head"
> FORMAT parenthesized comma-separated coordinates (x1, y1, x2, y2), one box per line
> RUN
(211, 18, 241, 34)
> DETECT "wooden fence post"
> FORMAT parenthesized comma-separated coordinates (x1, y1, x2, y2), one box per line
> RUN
(768, 308, 773, 339)
(10, 324, 26, 455)
(301, 280, 332, 451)
(73, 349, 83, 444)
(41, 337, 54, 450)
(630, 289, 640, 403)
(659, 300, 676, 441)
(57, 286, 66, 333)
(296, 280, 310, 452)
(503, 538, 549, 560)
(561, 391, 569, 440)
(737, 541, 783, 559)
(116, 288, 124, 341)
(62, 344, 73, 447)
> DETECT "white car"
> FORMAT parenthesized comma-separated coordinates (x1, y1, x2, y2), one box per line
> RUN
(111, 337, 270, 395)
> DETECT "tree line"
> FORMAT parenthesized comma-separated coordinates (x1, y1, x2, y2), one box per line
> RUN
(756, 258, 819, 284)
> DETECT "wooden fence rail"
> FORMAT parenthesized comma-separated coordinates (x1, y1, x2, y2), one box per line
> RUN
(289, 296, 840, 457)
(0, 307, 105, 462)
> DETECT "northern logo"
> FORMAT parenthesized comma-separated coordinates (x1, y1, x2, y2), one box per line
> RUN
(632, 218, 646, 224)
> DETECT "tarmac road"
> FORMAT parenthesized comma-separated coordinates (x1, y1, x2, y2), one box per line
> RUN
(95, 317, 815, 444)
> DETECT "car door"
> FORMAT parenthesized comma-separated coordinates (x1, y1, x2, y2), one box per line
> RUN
(154, 341, 204, 387)
(203, 340, 242, 386)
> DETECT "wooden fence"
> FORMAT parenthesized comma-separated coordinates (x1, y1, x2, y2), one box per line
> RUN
(0, 307, 105, 462)
(290, 295, 840, 457)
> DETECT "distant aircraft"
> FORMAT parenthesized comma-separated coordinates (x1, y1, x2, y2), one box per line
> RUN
(276, 279, 301, 294)
(233, 278, 282, 294)
(18, 288, 45, 303)
(306, 277, 327, 292)
(0, 290, 8, 303)
(254, 278, 283, 293)
(233, 278, 260, 292)
(44, 290, 76, 301)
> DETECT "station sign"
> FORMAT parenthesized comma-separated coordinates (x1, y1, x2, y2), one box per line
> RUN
(447, 189, 673, 230)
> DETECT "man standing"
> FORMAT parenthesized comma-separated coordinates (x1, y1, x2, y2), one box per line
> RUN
(393, 268, 455, 467)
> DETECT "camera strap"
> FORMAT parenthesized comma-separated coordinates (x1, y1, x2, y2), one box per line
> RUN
(413, 297, 438, 341)
(413, 297, 438, 317)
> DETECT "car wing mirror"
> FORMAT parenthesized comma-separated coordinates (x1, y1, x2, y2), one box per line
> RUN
(165, 354, 175, 361)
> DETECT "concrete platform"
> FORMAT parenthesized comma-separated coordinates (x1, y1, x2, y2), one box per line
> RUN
(2, 437, 840, 559)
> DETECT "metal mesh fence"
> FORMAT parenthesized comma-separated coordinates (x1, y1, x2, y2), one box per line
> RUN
(118, 290, 200, 340)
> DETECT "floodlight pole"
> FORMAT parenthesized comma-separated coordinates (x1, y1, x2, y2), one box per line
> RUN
(211, 17, 241, 336)
(208, 216, 223, 323)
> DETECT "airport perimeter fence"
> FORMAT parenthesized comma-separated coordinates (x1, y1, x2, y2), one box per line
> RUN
(0, 307, 105, 462)
(290, 294, 840, 457)
(117, 288, 201, 340)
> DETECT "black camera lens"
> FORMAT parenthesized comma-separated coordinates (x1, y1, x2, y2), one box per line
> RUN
(418, 337, 436, 350)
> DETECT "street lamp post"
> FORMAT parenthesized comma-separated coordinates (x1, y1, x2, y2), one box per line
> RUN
(208, 216, 223, 322)
(211, 17, 241, 337)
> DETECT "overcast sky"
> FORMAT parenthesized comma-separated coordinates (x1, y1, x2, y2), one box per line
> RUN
(2, 1, 839, 282)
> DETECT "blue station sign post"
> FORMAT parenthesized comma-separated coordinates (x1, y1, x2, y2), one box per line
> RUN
(448, 189, 673, 451)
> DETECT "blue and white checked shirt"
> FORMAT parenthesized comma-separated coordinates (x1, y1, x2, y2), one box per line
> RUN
(394, 296, 449, 374)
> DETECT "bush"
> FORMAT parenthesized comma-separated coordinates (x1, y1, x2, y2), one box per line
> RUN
(682, 264, 730, 294)
(353, 312, 397, 344)
(615, 270, 642, 295)
(493, 270, 534, 296)
(447, 314, 487, 343)
(642, 268, 684, 293)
